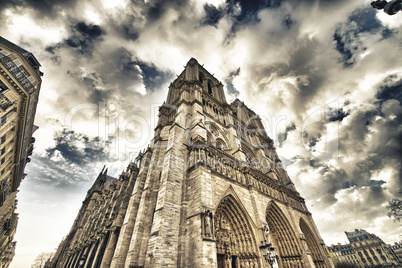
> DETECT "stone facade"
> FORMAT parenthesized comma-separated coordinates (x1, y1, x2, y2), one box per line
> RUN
(326, 243, 363, 267)
(391, 242, 402, 265)
(0, 36, 42, 265)
(345, 229, 401, 267)
(51, 58, 333, 268)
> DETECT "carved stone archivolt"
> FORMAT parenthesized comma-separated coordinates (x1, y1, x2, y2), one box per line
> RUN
(214, 195, 259, 268)
(266, 201, 303, 268)
(299, 218, 326, 268)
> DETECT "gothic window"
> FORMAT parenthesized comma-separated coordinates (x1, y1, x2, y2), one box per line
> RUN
(208, 81, 213, 96)
(241, 143, 256, 167)
(1, 135, 5, 144)
(199, 72, 204, 83)
(216, 138, 226, 150)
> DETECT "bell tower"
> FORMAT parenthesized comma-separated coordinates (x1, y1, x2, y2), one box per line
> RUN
(51, 59, 334, 268)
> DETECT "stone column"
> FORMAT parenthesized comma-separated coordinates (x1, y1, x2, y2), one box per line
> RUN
(144, 123, 187, 267)
(110, 151, 152, 267)
(84, 241, 98, 268)
(124, 139, 165, 267)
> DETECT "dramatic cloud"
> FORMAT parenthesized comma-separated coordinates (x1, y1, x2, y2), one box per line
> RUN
(1, 0, 401, 266)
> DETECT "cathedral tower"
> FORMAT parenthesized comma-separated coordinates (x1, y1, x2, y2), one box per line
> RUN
(52, 58, 333, 268)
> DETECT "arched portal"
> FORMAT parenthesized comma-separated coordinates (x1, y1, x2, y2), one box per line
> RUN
(266, 201, 303, 268)
(215, 194, 260, 268)
(300, 218, 326, 268)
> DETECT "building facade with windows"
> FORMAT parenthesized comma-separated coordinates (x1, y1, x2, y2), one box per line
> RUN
(0, 36, 42, 265)
(345, 229, 401, 267)
(326, 243, 363, 267)
(51, 58, 333, 268)
(391, 241, 402, 265)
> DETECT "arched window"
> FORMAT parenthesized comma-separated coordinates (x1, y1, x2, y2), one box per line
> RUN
(216, 138, 226, 150)
(208, 82, 213, 96)
(199, 72, 204, 83)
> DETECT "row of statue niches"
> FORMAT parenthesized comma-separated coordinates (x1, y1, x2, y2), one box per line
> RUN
(191, 147, 274, 176)
(191, 150, 284, 197)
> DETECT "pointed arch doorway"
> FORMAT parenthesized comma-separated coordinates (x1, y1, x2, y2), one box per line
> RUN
(266, 201, 303, 268)
(300, 218, 327, 268)
(214, 194, 260, 268)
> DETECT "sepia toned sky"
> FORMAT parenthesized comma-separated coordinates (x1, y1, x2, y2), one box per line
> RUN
(0, 0, 401, 266)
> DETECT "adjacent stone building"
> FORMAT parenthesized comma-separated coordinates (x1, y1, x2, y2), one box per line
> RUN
(345, 229, 401, 267)
(392, 241, 402, 265)
(0, 37, 42, 265)
(326, 243, 363, 267)
(51, 58, 333, 268)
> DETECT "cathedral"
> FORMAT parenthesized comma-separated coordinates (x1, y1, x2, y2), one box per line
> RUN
(51, 58, 333, 268)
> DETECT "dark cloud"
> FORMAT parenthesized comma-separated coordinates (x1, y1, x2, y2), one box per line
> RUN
(328, 107, 349, 122)
(201, 0, 285, 30)
(376, 75, 402, 104)
(323, 86, 402, 200)
(313, 165, 349, 207)
(133, 60, 174, 92)
(380, 28, 394, 39)
(225, 67, 241, 96)
(45, 22, 104, 57)
(282, 14, 295, 29)
(202, 4, 225, 27)
(333, 7, 382, 68)
(226, 1, 255, 27)
(277, 123, 296, 147)
(348, 7, 382, 33)
(145, 0, 187, 22)
(0, 0, 77, 18)
(342, 181, 357, 189)
(122, 26, 140, 41)
(46, 128, 112, 165)
(333, 30, 356, 68)
(0, 0, 19, 10)
(65, 22, 103, 54)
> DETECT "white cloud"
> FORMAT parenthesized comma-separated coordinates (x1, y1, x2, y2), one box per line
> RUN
(0, 0, 401, 266)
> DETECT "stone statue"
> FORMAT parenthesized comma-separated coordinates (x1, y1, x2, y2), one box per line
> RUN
(203, 210, 213, 238)
(263, 225, 270, 242)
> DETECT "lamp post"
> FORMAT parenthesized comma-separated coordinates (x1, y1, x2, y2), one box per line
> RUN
(371, 0, 402, 15)
(78, 255, 87, 268)
(259, 242, 277, 268)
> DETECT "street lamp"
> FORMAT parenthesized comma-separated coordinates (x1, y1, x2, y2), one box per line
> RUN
(259, 242, 277, 267)
(371, 0, 402, 15)
(78, 255, 87, 268)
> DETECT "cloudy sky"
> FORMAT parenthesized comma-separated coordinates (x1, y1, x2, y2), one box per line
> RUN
(0, 0, 401, 266)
